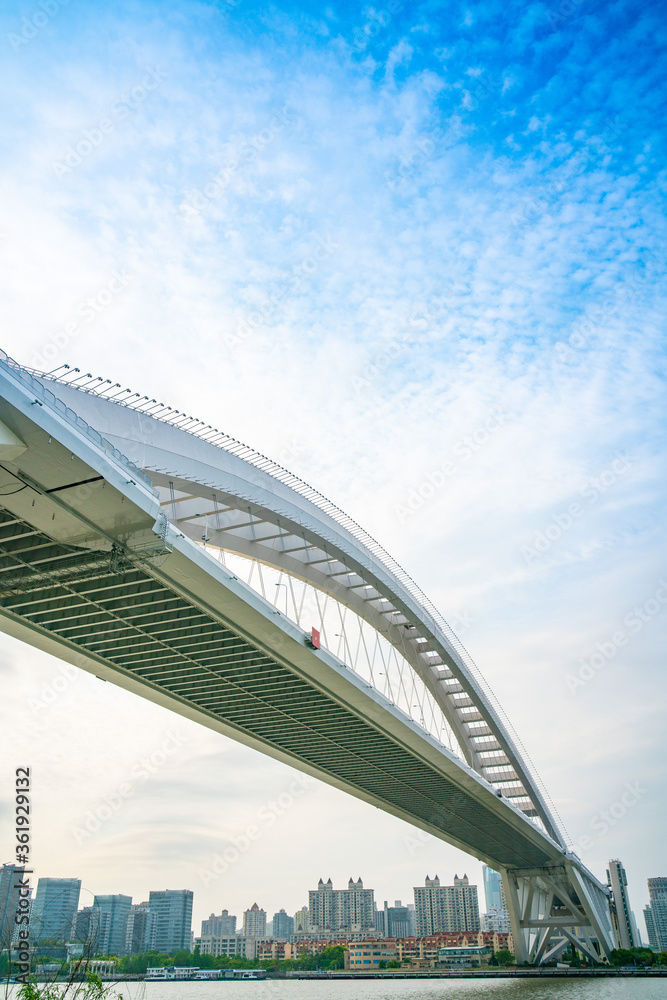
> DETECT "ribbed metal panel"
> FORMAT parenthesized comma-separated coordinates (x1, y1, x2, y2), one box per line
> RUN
(0, 508, 552, 869)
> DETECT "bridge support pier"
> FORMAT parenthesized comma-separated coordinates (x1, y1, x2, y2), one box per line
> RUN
(501, 861, 617, 965)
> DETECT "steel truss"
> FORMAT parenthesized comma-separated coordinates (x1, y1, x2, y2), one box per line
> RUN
(502, 861, 616, 964)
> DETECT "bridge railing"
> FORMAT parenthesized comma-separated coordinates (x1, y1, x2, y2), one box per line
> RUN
(0, 350, 155, 491)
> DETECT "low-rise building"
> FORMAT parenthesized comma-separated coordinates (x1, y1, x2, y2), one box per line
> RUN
(345, 940, 398, 968)
(258, 940, 289, 962)
(287, 937, 349, 959)
(438, 945, 490, 968)
(68, 960, 117, 977)
(394, 930, 511, 964)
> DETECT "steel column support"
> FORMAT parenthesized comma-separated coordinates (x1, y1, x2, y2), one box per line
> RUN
(501, 862, 617, 965)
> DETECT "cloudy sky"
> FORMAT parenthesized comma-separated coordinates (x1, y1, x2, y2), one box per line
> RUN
(0, 0, 665, 939)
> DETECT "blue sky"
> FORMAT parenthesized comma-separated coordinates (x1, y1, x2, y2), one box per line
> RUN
(0, 0, 665, 935)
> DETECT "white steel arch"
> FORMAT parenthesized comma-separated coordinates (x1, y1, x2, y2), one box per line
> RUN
(0, 350, 618, 964)
(23, 360, 564, 845)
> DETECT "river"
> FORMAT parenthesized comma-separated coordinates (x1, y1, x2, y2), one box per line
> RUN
(134, 978, 667, 1000)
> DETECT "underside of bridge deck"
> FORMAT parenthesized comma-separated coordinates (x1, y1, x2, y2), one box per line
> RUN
(0, 506, 556, 870)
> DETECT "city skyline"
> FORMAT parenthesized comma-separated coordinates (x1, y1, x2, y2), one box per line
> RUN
(4, 859, 663, 959)
(0, 0, 665, 949)
(10, 861, 660, 950)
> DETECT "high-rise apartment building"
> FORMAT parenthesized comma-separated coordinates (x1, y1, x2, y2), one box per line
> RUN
(0, 864, 26, 948)
(308, 878, 375, 936)
(607, 860, 637, 950)
(93, 895, 132, 956)
(294, 907, 309, 935)
(125, 902, 156, 955)
(31, 878, 81, 944)
(149, 889, 193, 953)
(482, 908, 511, 932)
(272, 909, 294, 939)
(644, 877, 667, 951)
(243, 903, 267, 938)
(482, 866, 510, 932)
(382, 901, 412, 938)
(74, 907, 101, 949)
(482, 867, 506, 911)
(201, 910, 236, 937)
(414, 875, 480, 935)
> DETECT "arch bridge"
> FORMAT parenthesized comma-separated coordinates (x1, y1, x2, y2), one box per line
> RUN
(0, 350, 617, 965)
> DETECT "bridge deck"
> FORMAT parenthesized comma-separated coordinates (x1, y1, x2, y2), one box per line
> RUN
(0, 511, 556, 870)
(0, 361, 568, 876)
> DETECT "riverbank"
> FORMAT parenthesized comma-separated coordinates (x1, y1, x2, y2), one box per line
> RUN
(25, 967, 667, 984)
(285, 968, 667, 979)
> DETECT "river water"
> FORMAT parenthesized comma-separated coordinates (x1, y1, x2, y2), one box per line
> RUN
(134, 979, 667, 1000)
(7, 980, 666, 1000)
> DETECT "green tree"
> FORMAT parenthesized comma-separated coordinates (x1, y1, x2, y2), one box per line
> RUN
(318, 946, 345, 970)
(610, 947, 655, 967)
(494, 949, 515, 966)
